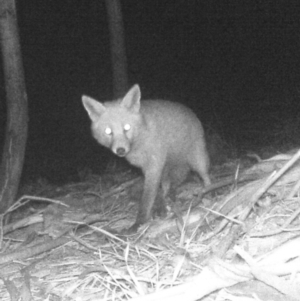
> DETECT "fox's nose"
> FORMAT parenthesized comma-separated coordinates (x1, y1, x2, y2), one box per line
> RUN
(116, 147, 126, 157)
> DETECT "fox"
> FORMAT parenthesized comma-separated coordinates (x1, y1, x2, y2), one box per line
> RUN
(82, 84, 211, 232)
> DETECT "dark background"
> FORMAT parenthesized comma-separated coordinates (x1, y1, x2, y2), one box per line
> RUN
(1, 0, 300, 184)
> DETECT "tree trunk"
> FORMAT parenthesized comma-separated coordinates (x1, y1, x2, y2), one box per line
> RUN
(105, 0, 128, 98)
(0, 0, 28, 213)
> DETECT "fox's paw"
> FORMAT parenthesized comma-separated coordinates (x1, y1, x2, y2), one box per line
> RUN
(120, 221, 143, 235)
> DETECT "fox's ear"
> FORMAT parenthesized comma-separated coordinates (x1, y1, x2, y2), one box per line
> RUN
(82, 95, 106, 122)
(121, 84, 141, 113)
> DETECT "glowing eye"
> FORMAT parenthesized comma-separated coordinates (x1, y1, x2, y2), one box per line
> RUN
(105, 127, 112, 135)
(124, 124, 131, 131)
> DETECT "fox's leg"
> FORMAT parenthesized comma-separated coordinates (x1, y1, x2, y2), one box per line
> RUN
(194, 163, 211, 186)
(128, 163, 164, 233)
(189, 144, 211, 186)
(154, 176, 170, 218)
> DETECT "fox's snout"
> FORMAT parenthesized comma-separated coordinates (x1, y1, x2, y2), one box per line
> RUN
(115, 147, 127, 157)
(111, 136, 130, 157)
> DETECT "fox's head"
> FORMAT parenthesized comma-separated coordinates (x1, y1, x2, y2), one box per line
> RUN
(82, 84, 143, 157)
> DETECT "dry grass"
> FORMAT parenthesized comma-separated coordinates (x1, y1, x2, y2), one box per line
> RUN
(1, 151, 300, 300)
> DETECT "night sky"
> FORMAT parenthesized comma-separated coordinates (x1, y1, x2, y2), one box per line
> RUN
(1, 0, 300, 184)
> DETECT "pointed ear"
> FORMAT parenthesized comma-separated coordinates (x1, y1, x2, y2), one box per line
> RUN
(121, 84, 141, 113)
(82, 95, 106, 123)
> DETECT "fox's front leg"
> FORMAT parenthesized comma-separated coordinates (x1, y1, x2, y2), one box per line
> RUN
(128, 165, 163, 233)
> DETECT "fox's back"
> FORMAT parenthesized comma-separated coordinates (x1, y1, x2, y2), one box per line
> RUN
(136, 100, 207, 163)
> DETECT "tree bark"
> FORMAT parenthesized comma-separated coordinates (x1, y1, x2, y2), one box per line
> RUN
(105, 0, 128, 98)
(0, 0, 28, 213)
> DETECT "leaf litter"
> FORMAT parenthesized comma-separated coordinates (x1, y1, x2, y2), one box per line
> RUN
(0, 151, 300, 300)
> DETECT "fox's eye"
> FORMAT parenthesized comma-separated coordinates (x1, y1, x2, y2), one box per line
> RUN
(124, 124, 131, 131)
(105, 127, 112, 135)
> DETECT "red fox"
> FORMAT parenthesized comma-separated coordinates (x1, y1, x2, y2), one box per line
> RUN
(82, 85, 211, 232)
